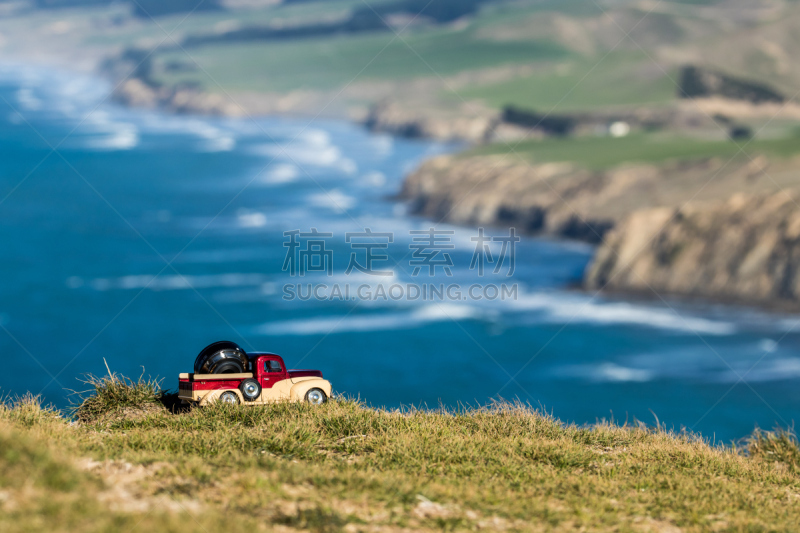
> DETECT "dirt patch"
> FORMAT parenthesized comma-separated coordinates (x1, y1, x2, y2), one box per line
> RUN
(78, 459, 201, 514)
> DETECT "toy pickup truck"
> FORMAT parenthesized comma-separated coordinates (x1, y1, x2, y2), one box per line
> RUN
(178, 341, 332, 406)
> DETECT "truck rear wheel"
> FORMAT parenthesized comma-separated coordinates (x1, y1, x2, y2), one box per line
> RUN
(305, 388, 327, 405)
(218, 391, 239, 405)
(239, 379, 261, 402)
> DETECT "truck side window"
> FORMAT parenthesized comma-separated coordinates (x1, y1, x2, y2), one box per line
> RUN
(264, 360, 282, 373)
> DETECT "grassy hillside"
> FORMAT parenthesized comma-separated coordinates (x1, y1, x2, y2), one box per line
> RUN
(466, 130, 800, 170)
(154, 28, 569, 93)
(454, 52, 678, 111)
(4, 0, 797, 114)
(1, 374, 799, 532)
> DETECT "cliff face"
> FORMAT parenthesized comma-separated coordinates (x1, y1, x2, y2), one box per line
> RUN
(364, 102, 498, 142)
(400, 154, 771, 244)
(400, 155, 615, 242)
(586, 192, 800, 305)
(402, 153, 800, 305)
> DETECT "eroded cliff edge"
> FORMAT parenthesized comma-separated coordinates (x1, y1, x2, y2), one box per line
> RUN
(586, 192, 800, 307)
(401, 152, 800, 306)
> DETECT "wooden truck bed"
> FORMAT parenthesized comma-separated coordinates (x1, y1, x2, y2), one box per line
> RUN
(178, 373, 252, 381)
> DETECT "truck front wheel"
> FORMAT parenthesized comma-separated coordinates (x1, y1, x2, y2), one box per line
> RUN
(305, 388, 327, 405)
(218, 391, 239, 405)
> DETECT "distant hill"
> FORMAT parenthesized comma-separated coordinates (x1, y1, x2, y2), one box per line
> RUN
(34, 0, 224, 16)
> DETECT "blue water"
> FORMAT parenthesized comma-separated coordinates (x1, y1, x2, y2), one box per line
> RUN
(0, 65, 797, 442)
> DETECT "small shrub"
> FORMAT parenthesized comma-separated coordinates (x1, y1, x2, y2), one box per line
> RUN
(746, 427, 800, 471)
(729, 125, 753, 140)
(73, 371, 165, 423)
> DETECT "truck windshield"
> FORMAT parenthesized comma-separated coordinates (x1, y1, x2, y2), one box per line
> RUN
(264, 360, 282, 373)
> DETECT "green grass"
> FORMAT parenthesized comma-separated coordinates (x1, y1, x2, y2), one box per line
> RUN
(454, 53, 678, 112)
(471, 0, 607, 22)
(466, 132, 800, 170)
(153, 27, 570, 93)
(0, 381, 799, 532)
(82, 0, 379, 48)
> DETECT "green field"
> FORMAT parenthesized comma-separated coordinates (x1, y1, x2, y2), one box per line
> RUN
(466, 132, 800, 170)
(153, 28, 570, 93)
(454, 53, 678, 111)
(1, 375, 799, 532)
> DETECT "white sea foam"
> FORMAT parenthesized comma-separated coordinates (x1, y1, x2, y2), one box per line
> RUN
(308, 189, 356, 213)
(256, 303, 483, 336)
(260, 163, 299, 184)
(201, 135, 235, 152)
(736, 357, 800, 382)
(758, 338, 778, 353)
(361, 171, 387, 187)
(177, 248, 270, 264)
(300, 129, 331, 147)
(85, 123, 139, 150)
(16, 87, 42, 111)
(236, 209, 268, 228)
(263, 142, 342, 166)
(251, 127, 357, 174)
(76, 273, 270, 291)
(370, 134, 393, 158)
(551, 337, 800, 384)
(188, 120, 236, 152)
(554, 363, 655, 383)
(509, 292, 736, 335)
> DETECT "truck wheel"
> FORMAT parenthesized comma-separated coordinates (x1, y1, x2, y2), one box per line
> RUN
(305, 388, 327, 405)
(239, 379, 261, 402)
(218, 391, 239, 405)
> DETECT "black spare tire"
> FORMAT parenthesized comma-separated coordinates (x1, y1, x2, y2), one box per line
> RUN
(194, 340, 248, 374)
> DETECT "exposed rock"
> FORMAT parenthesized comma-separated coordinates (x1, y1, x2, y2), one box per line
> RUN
(399, 153, 780, 244)
(365, 99, 716, 142)
(113, 78, 244, 116)
(402, 151, 800, 305)
(400, 154, 617, 242)
(586, 191, 800, 305)
(364, 101, 498, 142)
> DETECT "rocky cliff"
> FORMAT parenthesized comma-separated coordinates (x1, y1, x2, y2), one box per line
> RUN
(401, 152, 800, 305)
(400, 153, 775, 242)
(586, 192, 800, 306)
(401, 155, 614, 241)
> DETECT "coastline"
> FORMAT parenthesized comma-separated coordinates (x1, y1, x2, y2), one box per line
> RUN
(8, 48, 800, 313)
(400, 150, 800, 311)
(104, 73, 800, 312)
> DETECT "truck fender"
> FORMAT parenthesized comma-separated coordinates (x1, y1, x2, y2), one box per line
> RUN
(290, 379, 332, 402)
(198, 388, 245, 406)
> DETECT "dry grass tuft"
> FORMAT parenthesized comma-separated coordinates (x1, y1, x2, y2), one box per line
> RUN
(72, 370, 166, 423)
(746, 427, 800, 472)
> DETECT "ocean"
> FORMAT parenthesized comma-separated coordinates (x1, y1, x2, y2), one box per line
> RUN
(0, 64, 797, 442)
